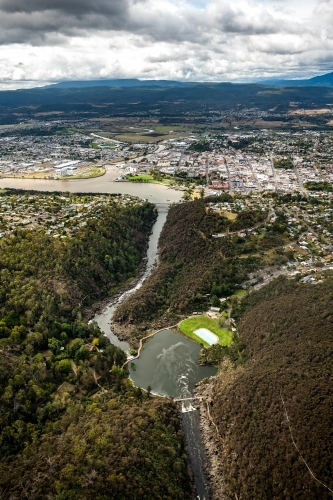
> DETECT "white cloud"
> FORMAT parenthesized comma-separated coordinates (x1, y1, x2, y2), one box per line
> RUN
(0, 0, 331, 88)
(12, 67, 26, 80)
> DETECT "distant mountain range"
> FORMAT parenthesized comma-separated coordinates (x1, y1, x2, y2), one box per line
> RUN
(1, 73, 333, 126)
(258, 71, 333, 87)
(47, 72, 333, 90)
(46, 79, 189, 89)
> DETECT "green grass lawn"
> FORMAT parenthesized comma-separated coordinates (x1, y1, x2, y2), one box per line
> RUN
(127, 174, 172, 185)
(127, 174, 151, 180)
(178, 315, 232, 347)
(233, 289, 247, 297)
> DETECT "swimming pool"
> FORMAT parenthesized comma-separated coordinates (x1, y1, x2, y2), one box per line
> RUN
(194, 328, 219, 345)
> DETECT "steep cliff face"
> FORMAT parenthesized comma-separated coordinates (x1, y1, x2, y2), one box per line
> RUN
(198, 276, 333, 500)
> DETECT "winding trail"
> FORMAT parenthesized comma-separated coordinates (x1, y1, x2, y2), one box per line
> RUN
(93, 370, 108, 393)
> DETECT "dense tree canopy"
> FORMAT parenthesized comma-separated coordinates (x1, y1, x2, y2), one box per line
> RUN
(0, 194, 192, 499)
(209, 276, 333, 499)
(0, 397, 191, 500)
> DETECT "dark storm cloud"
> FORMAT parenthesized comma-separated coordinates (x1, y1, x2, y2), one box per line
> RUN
(0, 0, 316, 61)
(0, 0, 128, 16)
(0, 0, 133, 44)
(0, 0, 291, 47)
(0, 0, 330, 88)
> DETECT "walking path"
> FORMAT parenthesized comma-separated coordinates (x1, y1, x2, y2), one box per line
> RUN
(121, 324, 178, 368)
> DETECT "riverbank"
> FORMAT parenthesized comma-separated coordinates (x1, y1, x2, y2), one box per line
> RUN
(83, 256, 152, 324)
(0, 171, 184, 204)
(122, 324, 178, 368)
(1, 166, 106, 180)
(111, 313, 179, 347)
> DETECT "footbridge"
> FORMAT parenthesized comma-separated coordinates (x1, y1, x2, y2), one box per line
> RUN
(154, 202, 171, 209)
(174, 396, 203, 402)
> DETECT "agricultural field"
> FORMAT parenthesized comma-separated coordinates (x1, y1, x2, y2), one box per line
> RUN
(114, 131, 186, 143)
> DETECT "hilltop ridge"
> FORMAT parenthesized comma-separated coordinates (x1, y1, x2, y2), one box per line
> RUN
(259, 70, 333, 87)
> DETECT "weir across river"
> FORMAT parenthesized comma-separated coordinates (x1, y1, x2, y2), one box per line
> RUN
(174, 397, 203, 402)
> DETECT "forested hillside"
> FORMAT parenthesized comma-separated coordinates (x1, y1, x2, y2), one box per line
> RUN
(206, 276, 333, 499)
(0, 200, 156, 330)
(0, 396, 191, 500)
(113, 198, 287, 343)
(0, 195, 192, 499)
(1, 83, 333, 124)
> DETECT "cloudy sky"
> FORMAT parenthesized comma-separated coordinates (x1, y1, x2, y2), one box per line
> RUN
(0, 0, 332, 88)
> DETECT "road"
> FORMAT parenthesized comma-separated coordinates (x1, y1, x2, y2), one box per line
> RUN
(270, 151, 278, 191)
(292, 157, 305, 193)
(90, 133, 125, 145)
(247, 159, 261, 190)
(224, 157, 233, 193)
(133, 144, 166, 164)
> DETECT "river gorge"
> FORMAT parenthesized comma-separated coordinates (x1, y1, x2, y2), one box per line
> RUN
(2, 176, 216, 500)
(93, 204, 216, 500)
